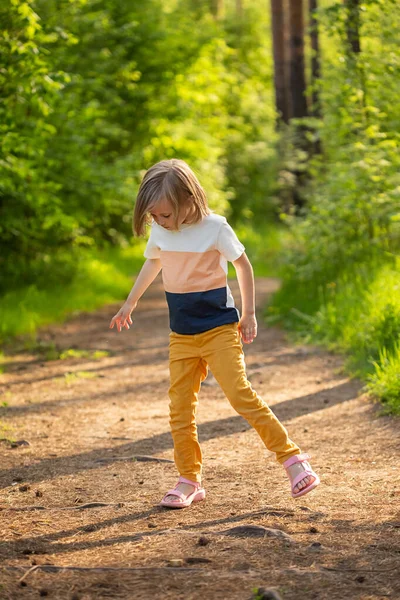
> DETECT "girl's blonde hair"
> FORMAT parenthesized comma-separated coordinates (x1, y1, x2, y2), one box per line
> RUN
(133, 159, 210, 236)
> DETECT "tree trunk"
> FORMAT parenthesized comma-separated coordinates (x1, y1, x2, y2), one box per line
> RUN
(236, 0, 242, 17)
(288, 0, 308, 118)
(344, 0, 361, 54)
(210, 0, 224, 19)
(270, 0, 290, 124)
(344, 0, 367, 121)
(309, 0, 321, 118)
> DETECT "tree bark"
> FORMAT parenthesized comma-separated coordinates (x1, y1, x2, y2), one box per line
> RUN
(344, 0, 361, 55)
(309, 0, 321, 118)
(270, 0, 290, 123)
(288, 0, 308, 118)
(210, 0, 224, 19)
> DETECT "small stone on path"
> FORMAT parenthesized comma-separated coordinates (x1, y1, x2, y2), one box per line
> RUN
(197, 536, 210, 546)
(221, 525, 293, 542)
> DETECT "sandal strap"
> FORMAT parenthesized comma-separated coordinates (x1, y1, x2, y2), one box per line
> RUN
(178, 476, 200, 487)
(283, 452, 310, 469)
(163, 489, 185, 501)
(162, 478, 201, 502)
(290, 469, 316, 490)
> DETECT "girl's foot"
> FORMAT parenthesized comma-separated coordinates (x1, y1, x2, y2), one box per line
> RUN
(163, 482, 197, 505)
(160, 476, 206, 508)
(286, 462, 314, 494)
(283, 453, 320, 498)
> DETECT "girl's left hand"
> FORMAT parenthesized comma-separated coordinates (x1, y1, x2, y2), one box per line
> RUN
(239, 314, 258, 344)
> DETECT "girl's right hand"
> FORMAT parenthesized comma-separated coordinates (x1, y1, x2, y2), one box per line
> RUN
(109, 304, 135, 332)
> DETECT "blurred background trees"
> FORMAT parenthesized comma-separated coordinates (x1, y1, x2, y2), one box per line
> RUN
(0, 0, 277, 292)
(2, 0, 400, 294)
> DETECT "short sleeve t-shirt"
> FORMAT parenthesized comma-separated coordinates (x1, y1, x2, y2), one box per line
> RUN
(144, 213, 245, 334)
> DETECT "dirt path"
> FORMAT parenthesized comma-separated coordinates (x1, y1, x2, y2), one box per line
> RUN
(0, 277, 399, 600)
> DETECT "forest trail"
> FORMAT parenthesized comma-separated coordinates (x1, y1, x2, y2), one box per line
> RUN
(0, 277, 399, 600)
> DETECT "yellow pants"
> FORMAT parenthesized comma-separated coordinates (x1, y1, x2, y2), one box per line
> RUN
(168, 322, 301, 483)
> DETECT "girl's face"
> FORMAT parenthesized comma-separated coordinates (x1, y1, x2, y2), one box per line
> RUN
(150, 198, 193, 231)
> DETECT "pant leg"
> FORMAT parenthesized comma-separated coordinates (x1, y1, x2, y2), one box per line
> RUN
(201, 323, 301, 464)
(168, 332, 208, 483)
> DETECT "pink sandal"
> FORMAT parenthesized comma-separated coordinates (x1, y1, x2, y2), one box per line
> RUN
(283, 453, 320, 498)
(160, 476, 206, 509)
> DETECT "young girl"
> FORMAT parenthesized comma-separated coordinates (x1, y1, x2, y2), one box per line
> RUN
(110, 159, 320, 508)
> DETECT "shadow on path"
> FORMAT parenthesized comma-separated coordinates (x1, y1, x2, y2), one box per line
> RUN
(0, 380, 359, 489)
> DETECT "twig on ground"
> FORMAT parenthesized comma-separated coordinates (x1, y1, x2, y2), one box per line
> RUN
(13, 565, 204, 584)
(18, 565, 41, 584)
(94, 455, 174, 463)
(4, 502, 123, 512)
(321, 566, 399, 573)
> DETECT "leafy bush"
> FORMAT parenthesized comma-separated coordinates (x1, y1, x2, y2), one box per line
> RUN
(271, 0, 400, 414)
(1, 0, 278, 293)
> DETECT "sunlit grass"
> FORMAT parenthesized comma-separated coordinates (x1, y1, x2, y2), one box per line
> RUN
(0, 420, 15, 444)
(270, 260, 400, 414)
(367, 344, 400, 415)
(0, 241, 146, 343)
(29, 343, 112, 361)
(59, 349, 110, 360)
(63, 371, 99, 384)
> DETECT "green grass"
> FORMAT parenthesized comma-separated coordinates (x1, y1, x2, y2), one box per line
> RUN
(270, 260, 400, 415)
(0, 420, 15, 444)
(0, 241, 147, 344)
(62, 370, 100, 384)
(29, 344, 112, 362)
(59, 349, 110, 360)
(367, 344, 400, 414)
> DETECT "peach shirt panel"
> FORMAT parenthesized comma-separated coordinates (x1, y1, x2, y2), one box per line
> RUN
(160, 250, 226, 294)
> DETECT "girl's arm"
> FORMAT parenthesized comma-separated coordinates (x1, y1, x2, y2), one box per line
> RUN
(109, 258, 162, 332)
(232, 252, 257, 344)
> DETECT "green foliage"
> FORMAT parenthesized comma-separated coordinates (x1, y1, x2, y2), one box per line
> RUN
(0, 242, 146, 343)
(231, 223, 291, 278)
(24, 343, 111, 361)
(271, 261, 400, 414)
(1, 0, 278, 294)
(0, 420, 15, 444)
(59, 349, 110, 360)
(63, 370, 99, 384)
(368, 345, 400, 415)
(272, 0, 400, 414)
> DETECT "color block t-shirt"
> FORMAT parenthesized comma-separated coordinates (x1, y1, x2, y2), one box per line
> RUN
(144, 213, 245, 334)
